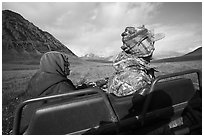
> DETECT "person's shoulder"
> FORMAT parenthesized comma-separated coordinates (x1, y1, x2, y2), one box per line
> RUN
(59, 79, 76, 91)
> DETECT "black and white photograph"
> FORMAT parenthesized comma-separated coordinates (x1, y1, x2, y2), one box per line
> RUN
(2, 2, 202, 135)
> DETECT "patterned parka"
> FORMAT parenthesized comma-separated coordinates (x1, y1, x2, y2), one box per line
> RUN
(108, 25, 164, 97)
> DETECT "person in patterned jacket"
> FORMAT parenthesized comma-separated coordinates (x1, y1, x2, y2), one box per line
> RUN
(107, 25, 165, 97)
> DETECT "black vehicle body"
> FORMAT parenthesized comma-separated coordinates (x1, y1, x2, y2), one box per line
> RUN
(13, 69, 202, 135)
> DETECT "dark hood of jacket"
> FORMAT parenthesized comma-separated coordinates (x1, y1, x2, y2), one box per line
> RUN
(27, 51, 71, 97)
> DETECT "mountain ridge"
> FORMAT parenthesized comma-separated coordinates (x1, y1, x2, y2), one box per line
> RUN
(2, 10, 77, 63)
(184, 47, 202, 57)
(152, 47, 202, 63)
(81, 47, 202, 63)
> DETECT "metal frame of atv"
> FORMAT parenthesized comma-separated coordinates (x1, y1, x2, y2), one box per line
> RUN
(86, 69, 201, 135)
(12, 69, 202, 135)
(140, 69, 201, 124)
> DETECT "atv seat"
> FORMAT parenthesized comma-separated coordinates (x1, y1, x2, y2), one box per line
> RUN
(84, 78, 198, 135)
(108, 78, 196, 120)
(13, 69, 201, 135)
(23, 88, 117, 135)
(23, 78, 196, 135)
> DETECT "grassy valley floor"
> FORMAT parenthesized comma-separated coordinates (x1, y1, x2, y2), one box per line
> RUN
(2, 60, 202, 134)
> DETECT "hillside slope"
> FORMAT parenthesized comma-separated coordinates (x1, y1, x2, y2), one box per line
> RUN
(2, 10, 77, 63)
(184, 47, 202, 57)
(152, 47, 202, 63)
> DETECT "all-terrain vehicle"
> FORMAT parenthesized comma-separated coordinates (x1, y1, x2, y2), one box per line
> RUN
(13, 69, 202, 135)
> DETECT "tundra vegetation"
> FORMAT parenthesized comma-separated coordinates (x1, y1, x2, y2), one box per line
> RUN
(2, 60, 202, 135)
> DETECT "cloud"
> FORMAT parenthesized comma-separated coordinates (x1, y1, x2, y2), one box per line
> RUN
(43, 2, 162, 56)
(153, 23, 202, 57)
(2, 2, 201, 58)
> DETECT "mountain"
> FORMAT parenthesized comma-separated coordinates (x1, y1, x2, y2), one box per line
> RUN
(2, 10, 77, 63)
(153, 51, 183, 60)
(184, 47, 202, 57)
(152, 47, 202, 63)
(82, 53, 103, 59)
(80, 53, 114, 63)
(81, 53, 106, 60)
(81, 46, 202, 63)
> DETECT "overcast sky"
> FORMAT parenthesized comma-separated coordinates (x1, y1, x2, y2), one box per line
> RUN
(2, 2, 202, 58)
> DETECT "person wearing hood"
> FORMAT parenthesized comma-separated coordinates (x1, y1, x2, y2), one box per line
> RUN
(21, 51, 77, 133)
(27, 51, 76, 97)
(108, 25, 165, 97)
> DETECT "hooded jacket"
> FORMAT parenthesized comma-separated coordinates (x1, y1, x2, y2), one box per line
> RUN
(27, 51, 76, 97)
(21, 51, 76, 133)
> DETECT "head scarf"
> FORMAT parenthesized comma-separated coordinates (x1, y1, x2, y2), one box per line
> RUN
(121, 25, 165, 57)
(27, 51, 71, 97)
